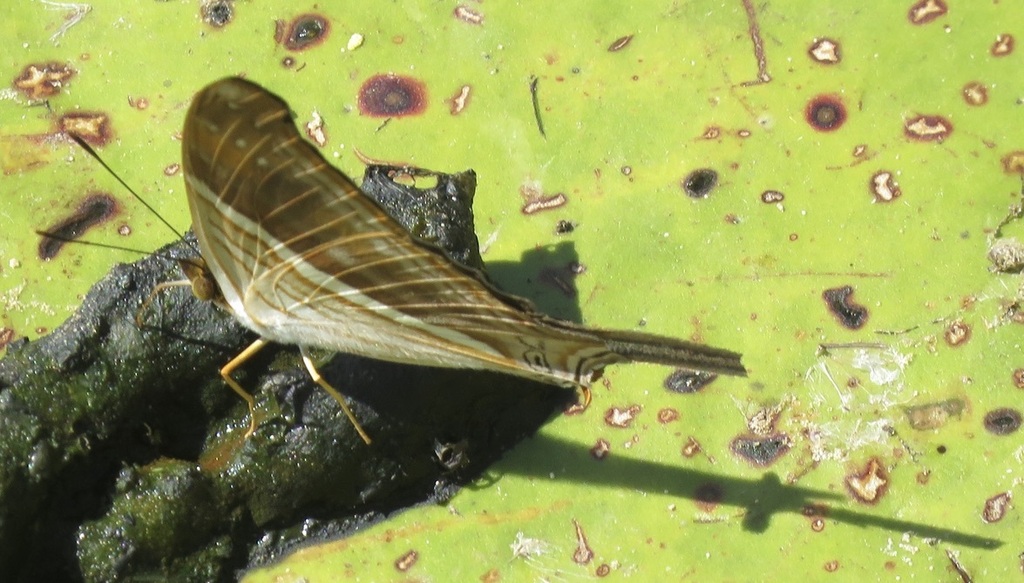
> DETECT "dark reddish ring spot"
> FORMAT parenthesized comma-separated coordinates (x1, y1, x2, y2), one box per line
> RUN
(358, 74, 428, 118)
(805, 94, 846, 132)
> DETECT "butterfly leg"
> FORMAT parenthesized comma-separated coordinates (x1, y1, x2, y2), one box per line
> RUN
(579, 385, 592, 408)
(220, 338, 269, 438)
(299, 346, 373, 445)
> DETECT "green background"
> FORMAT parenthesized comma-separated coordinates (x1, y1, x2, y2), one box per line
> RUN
(1, 1, 1021, 580)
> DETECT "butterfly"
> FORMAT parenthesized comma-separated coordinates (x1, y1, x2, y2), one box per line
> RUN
(180, 77, 746, 442)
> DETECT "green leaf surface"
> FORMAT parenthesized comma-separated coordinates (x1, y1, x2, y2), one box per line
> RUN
(2, 1, 1021, 581)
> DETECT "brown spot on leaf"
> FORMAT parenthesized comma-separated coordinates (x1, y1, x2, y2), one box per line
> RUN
(846, 458, 889, 504)
(590, 439, 610, 460)
(571, 519, 594, 565)
(163, 163, 180, 176)
(0, 134, 53, 175)
(903, 115, 952, 142)
(358, 74, 428, 117)
(394, 550, 418, 572)
(663, 369, 716, 393)
(453, 5, 484, 25)
(808, 38, 841, 64)
(991, 34, 1015, 57)
(904, 399, 966, 430)
(822, 285, 868, 329)
(1001, 151, 1024, 175)
(446, 84, 472, 115)
(38, 193, 119, 260)
(200, 0, 233, 28)
(521, 192, 567, 215)
(982, 491, 1012, 523)
(802, 504, 829, 533)
(608, 35, 633, 52)
(681, 168, 718, 198)
(604, 405, 641, 428)
(944, 320, 970, 346)
(907, 0, 947, 25)
(870, 170, 901, 202)
(739, 0, 771, 85)
(657, 408, 679, 424)
(127, 96, 149, 110)
(554, 219, 576, 235)
(59, 112, 112, 146)
(917, 469, 932, 484)
(805, 94, 846, 132)
(962, 82, 988, 106)
(280, 14, 330, 51)
(13, 62, 75, 100)
(760, 190, 784, 203)
(0, 328, 15, 351)
(747, 405, 782, 436)
(596, 564, 611, 577)
(681, 436, 702, 458)
(281, 56, 296, 69)
(1013, 368, 1024, 388)
(730, 434, 790, 466)
(983, 408, 1021, 435)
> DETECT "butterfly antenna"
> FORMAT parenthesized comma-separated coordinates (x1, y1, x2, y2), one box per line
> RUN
(68, 133, 185, 241)
(34, 229, 159, 258)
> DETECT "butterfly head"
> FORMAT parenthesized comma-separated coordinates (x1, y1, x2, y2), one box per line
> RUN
(178, 257, 224, 306)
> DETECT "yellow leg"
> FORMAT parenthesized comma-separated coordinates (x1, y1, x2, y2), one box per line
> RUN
(220, 338, 269, 438)
(300, 347, 372, 445)
(579, 385, 592, 408)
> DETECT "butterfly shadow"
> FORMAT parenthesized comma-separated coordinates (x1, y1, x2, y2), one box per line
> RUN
(495, 433, 1003, 550)
(484, 240, 587, 324)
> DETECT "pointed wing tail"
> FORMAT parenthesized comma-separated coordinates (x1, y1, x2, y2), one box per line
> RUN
(590, 327, 746, 377)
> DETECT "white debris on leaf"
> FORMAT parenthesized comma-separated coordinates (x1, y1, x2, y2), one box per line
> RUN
(304, 111, 327, 148)
(851, 348, 910, 386)
(345, 33, 364, 51)
(801, 345, 913, 462)
(510, 532, 550, 560)
(807, 418, 892, 462)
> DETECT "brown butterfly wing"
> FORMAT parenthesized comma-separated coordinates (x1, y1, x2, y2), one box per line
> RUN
(182, 78, 745, 387)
